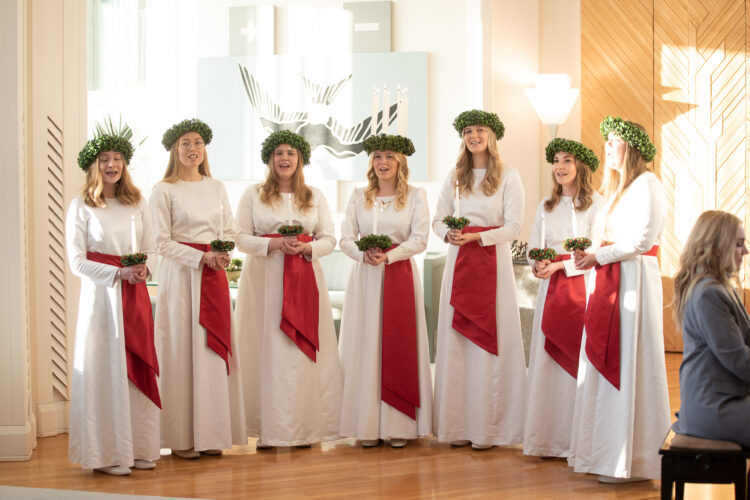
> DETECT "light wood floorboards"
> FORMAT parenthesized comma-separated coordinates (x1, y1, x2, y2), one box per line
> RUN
(0, 354, 741, 499)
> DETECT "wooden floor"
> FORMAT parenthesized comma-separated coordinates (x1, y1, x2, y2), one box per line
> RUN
(0, 353, 740, 499)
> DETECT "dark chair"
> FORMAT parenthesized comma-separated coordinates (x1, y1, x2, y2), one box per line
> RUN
(660, 429, 750, 499)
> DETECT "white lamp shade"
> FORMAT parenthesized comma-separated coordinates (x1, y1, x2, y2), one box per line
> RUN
(524, 74, 580, 126)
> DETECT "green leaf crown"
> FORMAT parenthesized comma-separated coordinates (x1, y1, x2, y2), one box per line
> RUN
(261, 130, 312, 165)
(362, 134, 415, 156)
(77, 116, 137, 171)
(599, 115, 656, 163)
(545, 138, 599, 173)
(161, 118, 213, 151)
(452, 109, 505, 140)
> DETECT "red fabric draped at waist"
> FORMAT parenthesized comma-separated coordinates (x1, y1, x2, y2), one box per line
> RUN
(86, 252, 161, 408)
(381, 244, 419, 420)
(583, 245, 659, 390)
(180, 242, 232, 372)
(450, 226, 500, 355)
(541, 254, 587, 379)
(263, 234, 319, 362)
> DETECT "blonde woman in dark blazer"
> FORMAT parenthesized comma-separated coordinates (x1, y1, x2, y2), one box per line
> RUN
(672, 210, 750, 447)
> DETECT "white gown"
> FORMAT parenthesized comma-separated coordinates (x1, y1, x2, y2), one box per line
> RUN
(568, 171, 671, 479)
(150, 178, 246, 451)
(432, 168, 528, 445)
(66, 196, 160, 469)
(523, 194, 599, 457)
(338, 187, 433, 440)
(234, 185, 343, 446)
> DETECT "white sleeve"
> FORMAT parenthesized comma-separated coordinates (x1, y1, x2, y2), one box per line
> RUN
(595, 176, 666, 265)
(308, 190, 336, 262)
(65, 198, 119, 287)
(526, 200, 544, 264)
(340, 190, 365, 262)
(387, 188, 429, 263)
(149, 183, 204, 269)
(235, 186, 271, 257)
(431, 174, 455, 243)
(479, 168, 525, 246)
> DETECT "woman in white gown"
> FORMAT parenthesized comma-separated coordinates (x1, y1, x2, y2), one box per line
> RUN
(339, 134, 432, 448)
(150, 119, 245, 459)
(66, 123, 160, 475)
(432, 110, 527, 450)
(523, 138, 600, 458)
(571, 116, 670, 481)
(235, 130, 343, 448)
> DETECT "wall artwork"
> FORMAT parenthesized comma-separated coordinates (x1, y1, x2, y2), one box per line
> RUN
(196, 52, 428, 181)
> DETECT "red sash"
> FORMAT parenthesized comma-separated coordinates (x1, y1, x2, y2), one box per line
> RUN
(450, 226, 499, 355)
(86, 252, 161, 409)
(541, 254, 586, 378)
(180, 242, 232, 372)
(381, 244, 419, 419)
(264, 234, 319, 362)
(583, 245, 659, 389)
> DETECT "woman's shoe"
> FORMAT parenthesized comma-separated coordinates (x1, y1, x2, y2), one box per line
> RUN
(132, 459, 156, 470)
(95, 465, 131, 476)
(361, 439, 381, 447)
(389, 439, 407, 448)
(172, 449, 200, 459)
(200, 449, 223, 456)
(451, 440, 470, 447)
(597, 476, 649, 484)
(295, 444, 312, 449)
(255, 439, 273, 450)
(471, 443, 493, 450)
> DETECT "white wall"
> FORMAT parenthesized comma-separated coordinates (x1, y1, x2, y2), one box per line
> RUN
(0, 0, 34, 460)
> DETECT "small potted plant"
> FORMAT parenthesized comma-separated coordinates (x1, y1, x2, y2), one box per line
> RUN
(278, 224, 304, 236)
(528, 247, 557, 261)
(355, 234, 394, 252)
(210, 239, 235, 252)
(442, 215, 470, 230)
(563, 237, 592, 253)
(121, 252, 148, 267)
(225, 258, 243, 283)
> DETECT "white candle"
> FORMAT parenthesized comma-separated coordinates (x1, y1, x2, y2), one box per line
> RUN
(455, 180, 460, 218)
(383, 86, 390, 133)
(286, 193, 293, 225)
(403, 88, 409, 134)
(371, 86, 378, 135)
(541, 212, 546, 249)
(396, 84, 402, 135)
(130, 214, 137, 253)
(372, 201, 378, 234)
(571, 203, 577, 236)
(219, 202, 224, 240)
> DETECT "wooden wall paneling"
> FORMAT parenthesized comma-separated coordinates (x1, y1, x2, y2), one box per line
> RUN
(584, 0, 750, 352)
(581, 0, 655, 187)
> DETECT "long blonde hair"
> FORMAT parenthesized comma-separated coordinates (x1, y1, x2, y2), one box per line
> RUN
(455, 128, 503, 196)
(600, 121, 650, 220)
(81, 155, 141, 208)
(259, 151, 313, 211)
(544, 157, 595, 212)
(161, 143, 213, 183)
(672, 210, 742, 328)
(363, 152, 410, 210)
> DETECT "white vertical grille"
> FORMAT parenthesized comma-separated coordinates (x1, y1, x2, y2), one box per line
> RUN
(46, 116, 68, 400)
